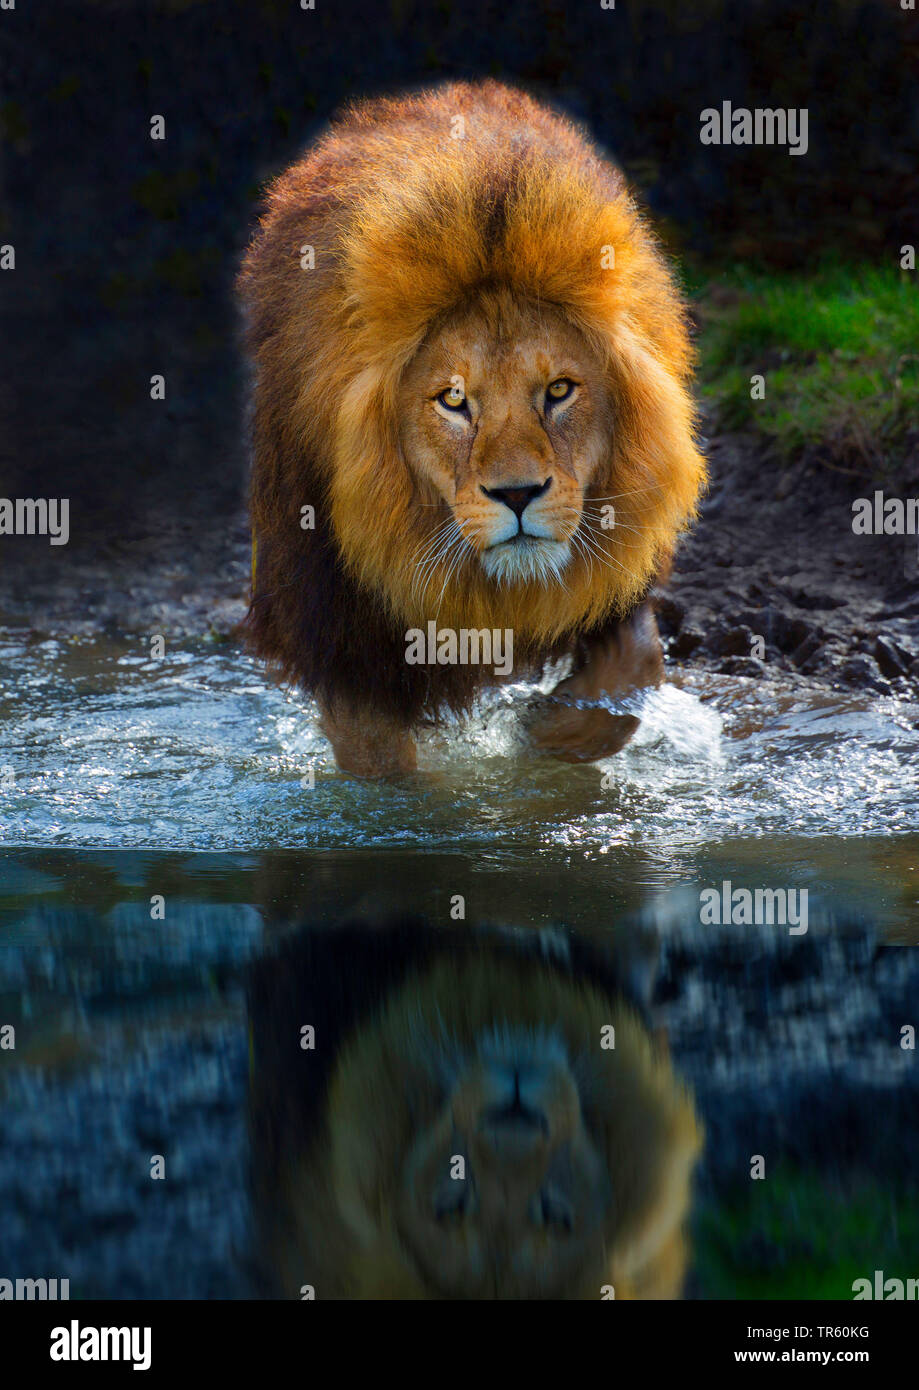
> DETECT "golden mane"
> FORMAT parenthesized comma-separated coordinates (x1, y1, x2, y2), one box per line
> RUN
(248, 919, 703, 1299)
(238, 80, 705, 723)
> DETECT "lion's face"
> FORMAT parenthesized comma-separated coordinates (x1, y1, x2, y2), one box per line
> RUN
(316, 957, 702, 1299)
(393, 1031, 613, 1297)
(398, 290, 614, 588)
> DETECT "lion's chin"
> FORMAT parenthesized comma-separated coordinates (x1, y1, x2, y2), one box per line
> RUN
(479, 536, 572, 587)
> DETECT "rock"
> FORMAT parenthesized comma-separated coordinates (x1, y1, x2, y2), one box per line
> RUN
(707, 624, 756, 658)
(790, 632, 825, 668)
(839, 655, 889, 692)
(796, 645, 830, 675)
(874, 636, 911, 680)
(669, 628, 704, 658)
(753, 607, 813, 654)
(655, 594, 685, 637)
(716, 656, 766, 678)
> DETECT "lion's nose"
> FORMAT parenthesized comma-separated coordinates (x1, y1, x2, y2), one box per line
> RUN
(481, 478, 551, 520)
(477, 1069, 550, 1153)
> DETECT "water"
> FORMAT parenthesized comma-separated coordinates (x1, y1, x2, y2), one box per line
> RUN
(1, 845, 917, 1298)
(1, 632, 916, 854)
(1, 631, 917, 1299)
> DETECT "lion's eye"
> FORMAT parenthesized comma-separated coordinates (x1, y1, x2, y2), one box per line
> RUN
(546, 378, 575, 404)
(438, 385, 467, 411)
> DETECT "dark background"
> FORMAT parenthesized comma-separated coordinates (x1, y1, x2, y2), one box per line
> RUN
(1, 0, 916, 544)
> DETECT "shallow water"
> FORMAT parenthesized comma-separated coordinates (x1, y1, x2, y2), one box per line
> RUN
(0, 632, 916, 932)
(0, 646, 916, 1289)
(1, 635, 916, 835)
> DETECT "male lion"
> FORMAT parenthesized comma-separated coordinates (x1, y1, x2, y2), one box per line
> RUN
(248, 916, 703, 1299)
(238, 81, 705, 775)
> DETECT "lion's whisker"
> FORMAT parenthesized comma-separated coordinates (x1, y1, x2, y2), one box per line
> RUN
(583, 484, 667, 501)
(411, 516, 458, 568)
(432, 531, 474, 618)
(411, 517, 467, 600)
(568, 530, 595, 585)
(573, 530, 617, 574)
(579, 505, 656, 531)
(581, 532, 644, 563)
(557, 500, 658, 525)
(552, 508, 647, 549)
(573, 518, 643, 581)
(415, 543, 459, 603)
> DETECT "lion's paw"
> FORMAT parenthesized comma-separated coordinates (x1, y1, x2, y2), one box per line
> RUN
(525, 699, 641, 763)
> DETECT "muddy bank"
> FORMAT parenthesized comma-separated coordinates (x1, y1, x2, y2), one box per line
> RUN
(0, 511, 251, 642)
(661, 427, 919, 703)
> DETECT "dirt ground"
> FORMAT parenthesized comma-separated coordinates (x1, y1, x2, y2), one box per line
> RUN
(662, 425, 919, 702)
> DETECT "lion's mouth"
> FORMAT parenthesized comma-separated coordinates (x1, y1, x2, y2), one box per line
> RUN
(491, 532, 542, 548)
(479, 534, 572, 586)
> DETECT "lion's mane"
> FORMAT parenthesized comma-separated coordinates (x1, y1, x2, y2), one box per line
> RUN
(238, 81, 705, 724)
(248, 916, 703, 1299)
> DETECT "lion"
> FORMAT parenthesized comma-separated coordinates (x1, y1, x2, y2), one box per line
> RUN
(238, 81, 705, 775)
(247, 915, 703, 1300)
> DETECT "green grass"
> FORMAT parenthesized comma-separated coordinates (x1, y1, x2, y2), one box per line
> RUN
(693, 1165, 919, 1300)
(690, 262, 919, 478)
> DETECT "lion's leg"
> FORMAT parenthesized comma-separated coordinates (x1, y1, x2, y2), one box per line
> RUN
(318, 700, 417, 777)
(526, 602, 664, 763)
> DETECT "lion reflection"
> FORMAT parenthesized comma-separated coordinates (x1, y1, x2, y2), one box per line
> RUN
(248, 917, 702, 1299)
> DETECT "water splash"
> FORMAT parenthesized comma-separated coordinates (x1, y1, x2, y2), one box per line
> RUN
(0, 633, 916, 852)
